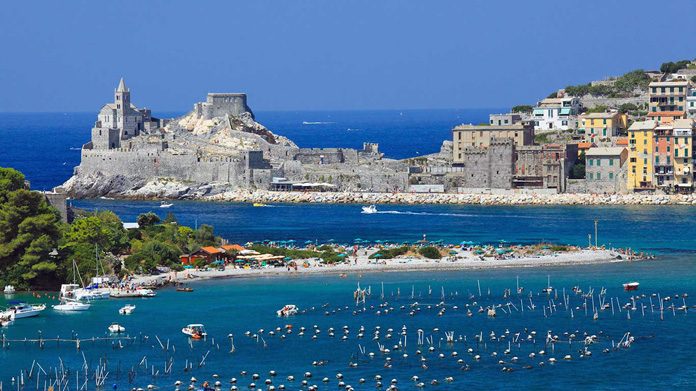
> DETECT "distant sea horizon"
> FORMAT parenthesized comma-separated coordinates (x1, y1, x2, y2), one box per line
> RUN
(0, 108, 504, 191)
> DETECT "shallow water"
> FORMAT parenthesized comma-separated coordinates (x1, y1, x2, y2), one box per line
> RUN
(3, 201, 696, 389)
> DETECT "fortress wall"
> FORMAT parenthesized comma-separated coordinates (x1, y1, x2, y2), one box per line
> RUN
(78, 149, 255, 187)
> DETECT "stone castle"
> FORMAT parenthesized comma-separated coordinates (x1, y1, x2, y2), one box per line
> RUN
(63, 79, 408, 198)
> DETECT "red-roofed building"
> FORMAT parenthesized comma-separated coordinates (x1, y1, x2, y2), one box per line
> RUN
(647, 111, 687, 124)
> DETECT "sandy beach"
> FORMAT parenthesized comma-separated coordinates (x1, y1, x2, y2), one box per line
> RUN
(131, 248, 632, 286)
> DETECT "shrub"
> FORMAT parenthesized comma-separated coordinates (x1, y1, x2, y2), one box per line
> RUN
(369, 246, 410, 259)
(418, 246, 441, 259)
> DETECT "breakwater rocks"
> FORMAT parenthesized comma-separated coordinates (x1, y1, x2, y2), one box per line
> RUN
(207, 190, 696, 206)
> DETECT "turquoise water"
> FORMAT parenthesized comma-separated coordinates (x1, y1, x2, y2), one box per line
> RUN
(2, 201, 696, 389)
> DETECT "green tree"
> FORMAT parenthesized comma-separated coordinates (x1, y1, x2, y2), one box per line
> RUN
(0, 167, 26, 202)
(137, 212, 161, 227)
(511, 105, 533, 113)
(0, 188, 62, 288)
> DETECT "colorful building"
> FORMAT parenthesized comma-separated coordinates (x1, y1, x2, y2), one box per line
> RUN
(532, 97, 581, 131)
(578, 111, 628, 142)
(627, 120, 658, 191)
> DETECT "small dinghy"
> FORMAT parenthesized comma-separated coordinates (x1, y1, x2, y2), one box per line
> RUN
(623, 282, 639, 291)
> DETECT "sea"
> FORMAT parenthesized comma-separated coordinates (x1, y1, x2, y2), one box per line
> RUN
(1, 111, 696, 389)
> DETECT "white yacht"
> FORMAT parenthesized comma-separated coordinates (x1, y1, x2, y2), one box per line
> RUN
(361, 205, 378, 214)
(2, 302, 46, 319)
(160, 201, 173, 208)
(3, 285, 16, 294)
(53, 300, 91, 312)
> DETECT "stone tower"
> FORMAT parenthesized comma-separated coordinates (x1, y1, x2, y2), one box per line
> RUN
(114, 78, 130, 111)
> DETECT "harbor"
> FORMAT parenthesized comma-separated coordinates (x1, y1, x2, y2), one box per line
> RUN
(1, 258, 695, 390)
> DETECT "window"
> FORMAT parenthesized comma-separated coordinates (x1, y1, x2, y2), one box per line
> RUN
(603, 119, 607, 125)
(597, 173, 601, 180)
(589, 159, 593, 166)
(609, 159, 614, 166)
(675, 149, 679, 157)
(596, 159, 601, 166)
(609, 173, 614, 179)
(588, 173, 593, 180)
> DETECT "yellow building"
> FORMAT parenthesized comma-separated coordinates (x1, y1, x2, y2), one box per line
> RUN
(627, 120, 658, 191)
(578, 111, 628, 142)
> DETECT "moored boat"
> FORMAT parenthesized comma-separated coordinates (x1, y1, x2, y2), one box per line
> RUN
(623, 281, 640, 291)
(108, 323, 126, 333)
(1, 302, 46, 319)
(160, 201, 173, 208)
(53, 300, 91, 312)
(277, 304, 298, 317)
(119, 304, 136, 315)
(3, 285, 16, 294)
(182, 324, 207, 339)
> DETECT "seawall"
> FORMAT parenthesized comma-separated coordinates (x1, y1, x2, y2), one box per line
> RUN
(206, 190, 696, 206)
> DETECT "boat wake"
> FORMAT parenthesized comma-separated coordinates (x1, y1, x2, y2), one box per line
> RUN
(302, 121, 335, 125)
(371, 210, 478, 218)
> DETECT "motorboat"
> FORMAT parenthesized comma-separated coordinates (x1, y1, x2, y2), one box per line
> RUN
(119, 304, 136, 315)
(3, 285, 16, 294)
(108, 323, 126, 333)
(361, 205, 378, 214)
(2, 302, 46, 319)
(160, 201, 173, 208)
(176, 284, 194, 292)
(277, 304, 298, 317)
(53, 300, 91, 312)
(252, 203, 267, 207)
(182, 324, 207, 339)
(623, 282, 640, 291)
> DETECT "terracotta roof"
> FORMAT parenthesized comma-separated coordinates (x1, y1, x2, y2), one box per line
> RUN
(647, 111, 685, 117)
(221, 244, 244, 252)
(577, 142, 595, 149)
(199, 246, 224, 254)
(615, 138, 629, 146)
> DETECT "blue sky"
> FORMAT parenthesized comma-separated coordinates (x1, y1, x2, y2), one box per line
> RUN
(1, 0, 694, 112)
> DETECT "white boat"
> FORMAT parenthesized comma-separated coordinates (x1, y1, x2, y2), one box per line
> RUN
(74, 287, 111, 301)
(623, 282, 640, 291)
(110, 288, 156, 298)
(182, 324, 207, 339)
(119, 304, 136, 315)
(53, 300, 91, 312)
(160, 201, 173, 208)
(277, 304, 298, 317)
(361, 205, 377, 214)
(3, 285, 16, 294)
(108, 323, 125, 333)
(2, 302, 46, 319)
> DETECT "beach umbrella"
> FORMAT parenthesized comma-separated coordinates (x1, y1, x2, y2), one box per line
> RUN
(287, 239, 296, 243)
(373, 253, 383, 258)
(337, 253, 347, 258)
(283, 256, 292, 261)
(327, 239, 335, 242)
(183, 265, 194, 269)
(374, 240, 383, 243)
